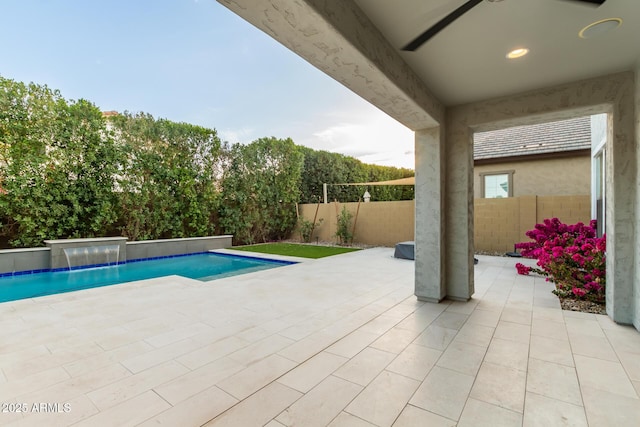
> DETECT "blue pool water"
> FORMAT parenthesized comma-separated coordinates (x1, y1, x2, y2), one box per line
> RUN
(0, 253, 293, 303)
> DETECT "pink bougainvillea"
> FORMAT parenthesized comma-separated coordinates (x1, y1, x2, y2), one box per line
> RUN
(514, 218, 605, 303)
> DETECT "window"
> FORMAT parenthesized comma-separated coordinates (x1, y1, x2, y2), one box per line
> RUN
(481, 171, 514, 198)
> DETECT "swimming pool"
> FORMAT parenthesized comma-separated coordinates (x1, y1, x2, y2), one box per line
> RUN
(0, 253, 294, 303)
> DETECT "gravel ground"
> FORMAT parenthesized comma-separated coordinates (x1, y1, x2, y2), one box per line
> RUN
(559, 297, 606, 315)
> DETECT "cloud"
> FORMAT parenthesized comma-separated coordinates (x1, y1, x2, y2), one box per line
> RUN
(295, 103, 415, 169)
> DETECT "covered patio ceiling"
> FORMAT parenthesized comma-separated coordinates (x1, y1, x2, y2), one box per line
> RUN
(217, 0, 640, 127)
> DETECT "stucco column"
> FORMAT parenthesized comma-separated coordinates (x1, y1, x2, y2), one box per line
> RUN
(415, 127, 445, 302)
(444, 116, 475, 301)
(606, 76, 638, 325)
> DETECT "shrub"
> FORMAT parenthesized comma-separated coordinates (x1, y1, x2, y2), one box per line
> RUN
(298, 217, 323, 243)
(515, 218, 605, 303)
(335, 206, 353, 245)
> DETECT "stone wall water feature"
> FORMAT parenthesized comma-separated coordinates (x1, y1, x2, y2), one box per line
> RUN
(45, 237, 127, 270)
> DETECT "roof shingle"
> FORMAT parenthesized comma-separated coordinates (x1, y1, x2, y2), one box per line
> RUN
(473, 116, 591, 160)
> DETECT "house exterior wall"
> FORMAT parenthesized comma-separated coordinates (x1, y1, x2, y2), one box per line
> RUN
(450, 71, 637, 327)
(474, 155, 591, 199)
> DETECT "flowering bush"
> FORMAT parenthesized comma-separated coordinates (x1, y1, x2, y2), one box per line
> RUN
(514, 218, 605, 303)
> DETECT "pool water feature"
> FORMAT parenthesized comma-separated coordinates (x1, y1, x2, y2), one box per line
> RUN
(0, 253, 294, 303)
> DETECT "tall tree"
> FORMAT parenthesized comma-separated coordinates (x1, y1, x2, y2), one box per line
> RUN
(109, 112, 223, 240)
(220, 137, 303, 244)
(0, 76, 118, 247)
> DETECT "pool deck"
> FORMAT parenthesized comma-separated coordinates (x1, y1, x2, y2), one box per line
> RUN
(0, 248, 639, 426)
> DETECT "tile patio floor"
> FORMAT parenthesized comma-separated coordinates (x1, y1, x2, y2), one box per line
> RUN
(1, 248, 639, 426)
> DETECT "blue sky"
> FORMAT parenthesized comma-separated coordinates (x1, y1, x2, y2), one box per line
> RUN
(1, 0, 414, 168)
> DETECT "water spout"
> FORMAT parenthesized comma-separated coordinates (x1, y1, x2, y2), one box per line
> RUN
(63, 245, 120, 270)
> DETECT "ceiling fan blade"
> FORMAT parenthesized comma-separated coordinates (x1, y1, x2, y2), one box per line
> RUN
(402, 0, 483, 51)
(563, 0, 606, 5)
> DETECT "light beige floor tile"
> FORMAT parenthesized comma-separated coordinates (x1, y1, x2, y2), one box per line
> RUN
(529, 335, 574, 367)
(526, 358, 582, 406)
(358, 314, 401, 335)
(345, 370, 420, 427)
(153, 356, 243, 405)
(523, 392, 588, 427)
(445, 300, 479, 315)
(121, 337, 203, 374)
(176, 336, 248, 370)
(393, 310, 439, 332)
(0, 367, 70, 401)
(618, 351, 640, 381)
(494, 321, 531, 344)
(532, 306, 565, 323)
(501, 307, 532, 325)
(333, 347, 396, 386)
(574, 354, 638, 398)
(204, 381, 303, 426)
(392, 404, 456, 427)
(369, 327, 422, 354)
(63, 340, 153, 377)
(595, 313, 621, 330)
(633, 380, 640, 396)
(531, 318, 569, 341)
(139, 385, 237, 427)
(581, 385, 640, 427)
(433, 311, 469, 330)
(565, 317, 606, 338)
(277, 351, 348, 393)
(437, 339, 487, 377)
(458, 397, 522, 427)
(277, 330, 343, 363)
(86, 360, 188, 410)
(0, 401, 23, 425)
(484, 338, 529, 372)
(217, 354, 297, 400)
(453, 322, 495, 348)
(386, 343, 441, 381)
(328, 412, 377, 427)
(325, 330, 380, 358)
(568, 333, 618, 361)
(20, 363, 131, 404)
(0, 345, 50, 368)
(227, 334, 296, 365)
(603, 326, 640, 354)
(409, 366, 475, 421)
(413, 325, 457, 351)
(74, 390, 170, 427)
(144, 322, 215, 348)
(470, 361, 526, 413)
(1, 341, 103, 381)
(562, 310, 597, 320)
(276, 376, 362, 427)
(468, 308, 503, 327)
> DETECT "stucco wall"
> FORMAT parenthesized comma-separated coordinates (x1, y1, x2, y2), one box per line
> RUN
(449, 71, 637, 326)
(297, 201, 415, 247)
(297, 196, 590, 253)
(635, 65, 640, 331)
(474, 155, 590, 199)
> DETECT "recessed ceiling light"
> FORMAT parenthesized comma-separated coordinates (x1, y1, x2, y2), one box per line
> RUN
(506, 48, 529, 59)
(579, 18, 622, 39)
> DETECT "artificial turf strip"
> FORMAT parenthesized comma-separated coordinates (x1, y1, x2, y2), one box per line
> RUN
(230, 243, 360, 259)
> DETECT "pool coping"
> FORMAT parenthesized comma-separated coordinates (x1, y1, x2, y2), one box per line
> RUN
(210, 248, 311, 264)
(0, 250, 297, 278)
